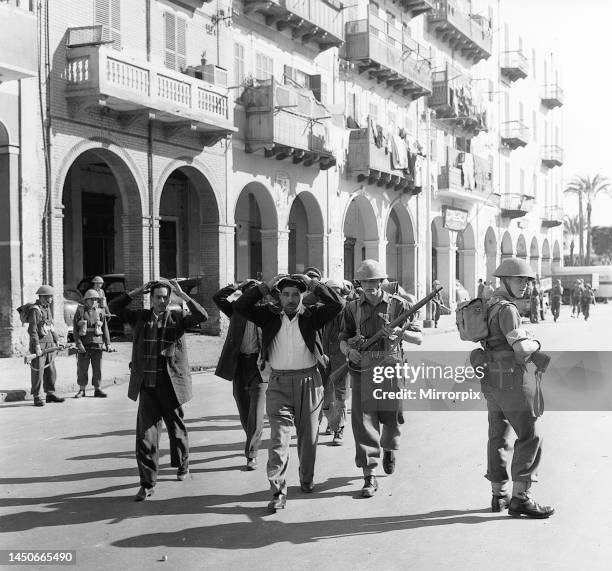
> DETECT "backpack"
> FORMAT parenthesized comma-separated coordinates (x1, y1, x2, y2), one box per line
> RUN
(455, 298, 511, 342)
(16, 303, 40, 326)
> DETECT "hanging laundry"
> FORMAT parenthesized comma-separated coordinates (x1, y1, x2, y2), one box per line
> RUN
(391, 135, 408, 170)
(462, 152, 475, 190)
(414, 154, 424, 189)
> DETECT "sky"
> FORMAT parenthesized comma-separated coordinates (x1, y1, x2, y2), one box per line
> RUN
(508, 0, 612, 226)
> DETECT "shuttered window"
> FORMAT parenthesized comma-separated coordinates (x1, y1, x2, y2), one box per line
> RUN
(95, 0, 121, 50)
(164, 12, 187, 72)
(255, 52, 273, 80)
(234, 43, 245, 86)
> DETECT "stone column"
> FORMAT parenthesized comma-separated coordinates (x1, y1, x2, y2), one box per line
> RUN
(306, 232, 324, 275)
(435, 244, 457, 308)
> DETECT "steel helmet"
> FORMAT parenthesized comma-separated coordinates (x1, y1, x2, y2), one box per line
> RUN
(36, 284, 55, 296)
(91, 276, 104, 284)
(355, 259, 387, 281)
(492, 257, 536, 279)
(304, 266, 322, 280)
(84, 289, 100, 300)
(325, 279, 343, 290)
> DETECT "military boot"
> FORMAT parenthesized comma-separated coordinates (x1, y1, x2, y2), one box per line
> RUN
(508, 497, 555, 518)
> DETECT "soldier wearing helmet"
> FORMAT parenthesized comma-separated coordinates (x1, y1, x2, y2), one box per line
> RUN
(570, 279, 583, 318)
(478, 257, 554, 518)
(90, 276, 111, 316)
(73, 289, 111, 398)
(26, 285, 64, 407)
(550, 279, 563, 322)
(339, 260, 423, 498)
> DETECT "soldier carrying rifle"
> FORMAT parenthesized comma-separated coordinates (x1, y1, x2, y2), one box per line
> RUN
(338, 260, 424, 498)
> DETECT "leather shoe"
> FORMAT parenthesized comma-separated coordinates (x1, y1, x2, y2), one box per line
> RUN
(361, 475, 378, 498)
(382, 450, 396, 474)
(267, 493, 287, 512)
(246, 458, 257, 471)
(508, 497, 555, 518)
(332, 427, 344, 446)
(300, 481, 315, 493)
(491, 494, 511, 512)
(74, 389, 86, 399)
(134, 486, 154, 502)
(177, 468, 189, 481)
(93, 388, 107, 398)
(46, 393, 65, 403)
(33, 396, 45, 407)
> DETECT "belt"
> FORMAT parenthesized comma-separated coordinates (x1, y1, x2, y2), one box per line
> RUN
(271, 366, 317, 375)
(240, 352, 259, 358)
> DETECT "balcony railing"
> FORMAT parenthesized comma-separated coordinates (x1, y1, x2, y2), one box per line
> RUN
(500, 193, 534, 219)
(541, 83, 564, 108)
(242, 78, 335, 170)
(346, 118, 413, 192)
(541, 145, 564, 168)
(435, 149, 493, 203)
(500, 50, 528, 82)
(243, 0, 343, 52)
(344, 19, 432, 99)
(396, 0, 435, 18)
(541, 206, 563, 228)
(0, 0, 37, 81)
(501, 120, 529, 149)
(64, 35, 233, 145)
(428, 66, 487, 136)
(427, 0, 492, 63)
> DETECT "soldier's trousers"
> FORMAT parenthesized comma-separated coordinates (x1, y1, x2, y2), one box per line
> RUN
(581, 302, 590, 320)
(350, 371, 401, 476)
(551, 298, 561, 320)
(483, 373, 542, 484)
(266, 366, 323, 495)
(76, 348, 102, 388)
(136, 375, 188, 489)
(328, 372, 349, 432)
(30, 342, 57, 397)
(233, 354, 266, 460)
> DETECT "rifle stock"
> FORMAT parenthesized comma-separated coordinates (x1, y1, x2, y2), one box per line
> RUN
(328, 286, 443, 382)
(24, 344, 77, 365)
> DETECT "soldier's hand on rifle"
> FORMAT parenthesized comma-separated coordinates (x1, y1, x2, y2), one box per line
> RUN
(382, 324, 400, 337)
(348, 349, 361, 366)
(105, 344, 112, 352)
(77, 343, 86, 353)
(35, 347, 43, 358)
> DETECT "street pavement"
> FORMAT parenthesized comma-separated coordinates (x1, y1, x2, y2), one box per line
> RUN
(1, 305, 611, 570)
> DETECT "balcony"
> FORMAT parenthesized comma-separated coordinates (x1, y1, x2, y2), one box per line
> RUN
(541, 145, 564, 168)
(346, 120, 413, 192)
(427, 0, 492, 63)
(0, 0, 37, 82)
(435, 150, 493, 204)
(541, 83, 564, 108)
(242, 78, 335, 170)
(500, 120, 529, 150)
(428, 67, 487, 136)
(500, 193, 534, 219)
(500, 50, 528, 82)
(242, 0, 343, 52)
(344, 19, 432, 100)
(541, 205, 563, 228)
(64, 34, 234, 145)
(396, 0, 435, 18)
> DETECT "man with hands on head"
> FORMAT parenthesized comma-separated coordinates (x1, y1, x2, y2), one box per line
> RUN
(110, 278, 208, 501)
(234, 272, 342, 512)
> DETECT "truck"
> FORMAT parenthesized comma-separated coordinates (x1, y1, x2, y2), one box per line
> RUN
(549, 266, 607, 303)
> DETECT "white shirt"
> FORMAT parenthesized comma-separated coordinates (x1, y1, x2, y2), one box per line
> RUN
(268, 308, 316, 370)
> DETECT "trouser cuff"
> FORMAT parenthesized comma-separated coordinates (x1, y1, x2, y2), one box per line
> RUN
(512, 480, 532, 498)
(491, 481, 509, 495)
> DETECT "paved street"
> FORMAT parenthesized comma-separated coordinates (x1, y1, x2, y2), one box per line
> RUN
(1, 305, 611, 570)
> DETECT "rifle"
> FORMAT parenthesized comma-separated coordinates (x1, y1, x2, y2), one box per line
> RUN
(329, 286, 443, 383)
(24, 343, 78, 365)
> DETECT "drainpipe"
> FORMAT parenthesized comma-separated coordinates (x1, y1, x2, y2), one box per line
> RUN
(18, 79, 24, 305)
(146, 0, 155, 280)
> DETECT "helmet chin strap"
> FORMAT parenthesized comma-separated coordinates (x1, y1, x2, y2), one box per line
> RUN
(501, 277, 515, 298)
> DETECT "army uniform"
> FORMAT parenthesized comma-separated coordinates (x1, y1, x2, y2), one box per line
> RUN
(580, 286, 595, 320)
(571, 282, 583, 317)
(478, 258, 554, 518)
(550, 281, 563, 322)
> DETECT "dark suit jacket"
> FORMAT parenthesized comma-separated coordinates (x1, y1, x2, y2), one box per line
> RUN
(110, 293, 208, 405)
(233, 281, 342, 365)
(213, 285, 251, 381)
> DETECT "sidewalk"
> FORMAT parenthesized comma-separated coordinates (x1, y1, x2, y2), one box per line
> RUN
(0, 317, 456, 404)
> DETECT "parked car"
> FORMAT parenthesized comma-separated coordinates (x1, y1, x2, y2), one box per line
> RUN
(63, 288, 84, 341)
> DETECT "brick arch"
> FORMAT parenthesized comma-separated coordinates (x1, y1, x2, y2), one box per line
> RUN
(287, 190, 325, 273)
(0, 121, 9, 145)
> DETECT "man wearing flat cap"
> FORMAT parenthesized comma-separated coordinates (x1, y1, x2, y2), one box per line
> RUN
(234, 273, 343, 512)
(110, 279, 208, 501)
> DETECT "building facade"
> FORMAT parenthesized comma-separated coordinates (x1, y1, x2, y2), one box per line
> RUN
(0, 0, 564, 355)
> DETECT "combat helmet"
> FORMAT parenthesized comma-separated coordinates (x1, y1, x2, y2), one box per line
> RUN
(36, 284, 55, 296)
(492, 257, 536, 279)
(83, 289, 100, 300)
(355, 259, 386, 281)
(91, 276, 104, 284)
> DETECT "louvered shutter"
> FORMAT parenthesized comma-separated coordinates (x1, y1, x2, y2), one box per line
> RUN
(165, 12, 177, 70)
(110, 0, 121, 49)
(176, 16, 186, 72)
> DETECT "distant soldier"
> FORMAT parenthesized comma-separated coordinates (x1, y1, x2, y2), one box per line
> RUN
(529, 281, 540, 324)
(477, 258, 554, 518)
(25, 285, 65, 407)
(580, 284, 596, 321)
(571, 279, 583, 317)
(477, 279, 485, 299)
(91, 276, 111, 317)
(73, 289, 111, 398)
(550, 279, 563, 322)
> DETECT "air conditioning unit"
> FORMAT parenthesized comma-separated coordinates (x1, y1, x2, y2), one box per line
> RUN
(200, 64, 228, 88)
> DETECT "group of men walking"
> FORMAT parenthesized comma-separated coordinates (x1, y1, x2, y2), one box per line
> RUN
(22, 255, 555, 518)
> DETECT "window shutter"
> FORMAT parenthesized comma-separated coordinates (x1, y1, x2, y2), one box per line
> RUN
(95, 0, 109, 28)
(177, 16, 187, 72)
(284, 65, 294, 85)
(165, 12, 177, 70)
(110, 0, 121, 49)
(310, 74, 322, 102)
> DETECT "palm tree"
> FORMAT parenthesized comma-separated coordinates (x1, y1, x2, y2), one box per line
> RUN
(564, 174, 611, 265)
(563, 215, 580, 265)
